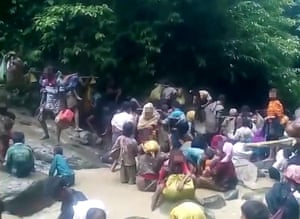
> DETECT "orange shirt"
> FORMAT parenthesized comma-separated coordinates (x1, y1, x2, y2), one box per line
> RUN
(267, 100, 284, 119)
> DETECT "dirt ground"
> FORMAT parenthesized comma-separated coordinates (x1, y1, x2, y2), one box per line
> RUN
(3, 168, 273, 219)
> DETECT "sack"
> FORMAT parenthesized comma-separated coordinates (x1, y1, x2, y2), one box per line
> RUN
(149, 84, 163, 101)
(142, 140, 159, 154)
(163, 174, 195, 201)
(270, 208, 284, 219)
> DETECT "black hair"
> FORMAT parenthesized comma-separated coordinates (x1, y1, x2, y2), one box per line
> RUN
(241, 200, 269, 219)
(12, 131, 25, 143)
(121, 101, 131, 112)
(54, 146, 63, 155)
(0, 200, 4, 213)
(122, 122, 134, 137)
(44, 176, 66, 199)
(86, 208, 106, 219)
(242, 117, 251, 128)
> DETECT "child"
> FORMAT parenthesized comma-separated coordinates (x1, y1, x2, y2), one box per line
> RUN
(266, 88, 285, 125)
(49, 146, 75, 187)
(111, 122, 138, 184)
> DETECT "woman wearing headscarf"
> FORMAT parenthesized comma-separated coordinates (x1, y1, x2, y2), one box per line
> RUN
(265, 165, 300, 219)
(137, 103, 160, 144)
(197, 139, 238, 192)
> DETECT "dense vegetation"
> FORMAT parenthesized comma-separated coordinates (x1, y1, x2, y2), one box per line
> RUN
(1, 0, 300, 108)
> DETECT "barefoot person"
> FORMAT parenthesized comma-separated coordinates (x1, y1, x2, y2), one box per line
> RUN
(49, 146, 75, 186)
(38, 66, 66, 143)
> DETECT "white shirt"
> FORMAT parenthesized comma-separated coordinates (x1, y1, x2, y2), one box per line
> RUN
(229, 126, 254, 143)
(111, 112, 134, 130)
(73, 200, 107, 219)
(272, 149, 288, 171)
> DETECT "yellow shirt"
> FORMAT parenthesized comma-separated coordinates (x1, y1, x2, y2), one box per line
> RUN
(170, 202, 206, 219)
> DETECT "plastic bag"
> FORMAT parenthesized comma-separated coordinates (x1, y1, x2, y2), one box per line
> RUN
(163, 174, 195, 201)
(149, 84, 163, 101)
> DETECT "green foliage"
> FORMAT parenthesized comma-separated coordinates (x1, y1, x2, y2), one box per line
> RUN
(33, 4, 116, 73)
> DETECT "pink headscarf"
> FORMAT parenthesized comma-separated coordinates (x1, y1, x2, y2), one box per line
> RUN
(220, 142, 233, 163)
(284, 165, 300, 184)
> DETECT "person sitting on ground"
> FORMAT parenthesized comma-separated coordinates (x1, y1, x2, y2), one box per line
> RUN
(197, 140, 238, 192)
(49, 146, 75, 187)
(5, 131, 34, 178)
(110, 122, 138, 184)
(136, 140, 162, 192)
(241, 200, 269, 219)
(73, 200, 107, 219)
(137, 102, 160, 144)
(45, 176, 87, 219)
(170, 201, 207, 219)
(151, 149, 193, 211)
(110, 101, 134, 145)
(0, 199, 4, 219)
(265, 165, 300, 219)
(180, 140, 214, 176)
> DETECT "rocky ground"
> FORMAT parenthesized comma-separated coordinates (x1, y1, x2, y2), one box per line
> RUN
(1, 108, 276, 219)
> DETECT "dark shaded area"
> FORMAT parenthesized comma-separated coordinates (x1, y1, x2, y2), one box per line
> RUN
(4, 178, 55, 217)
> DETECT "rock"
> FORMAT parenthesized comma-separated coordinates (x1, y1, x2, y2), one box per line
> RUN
(242, 188, 270, 202)
(202, 208, 215, 219)
(224, 189, 239, 201)
(202, 194, 226, 209)
(4, 176, 54, 217)
(254, 159, 275, 170)
(0, 171, 46, 202)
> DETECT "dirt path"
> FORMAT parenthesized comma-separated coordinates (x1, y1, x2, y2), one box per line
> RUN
(3, 168, 273, 219)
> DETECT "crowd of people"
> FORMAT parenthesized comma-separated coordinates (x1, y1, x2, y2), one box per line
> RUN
(1, 64, 300, 219)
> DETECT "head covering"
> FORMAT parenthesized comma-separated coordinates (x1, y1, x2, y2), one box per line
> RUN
(220, 142, 233, 163)
(142, 140, 159, 157)
(186, 110, 195, 122)
(170, 201, 206, 219)
(137, 103, 160, 130)
(210, 135, 226, 150)
(284, 165, 300, 184)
